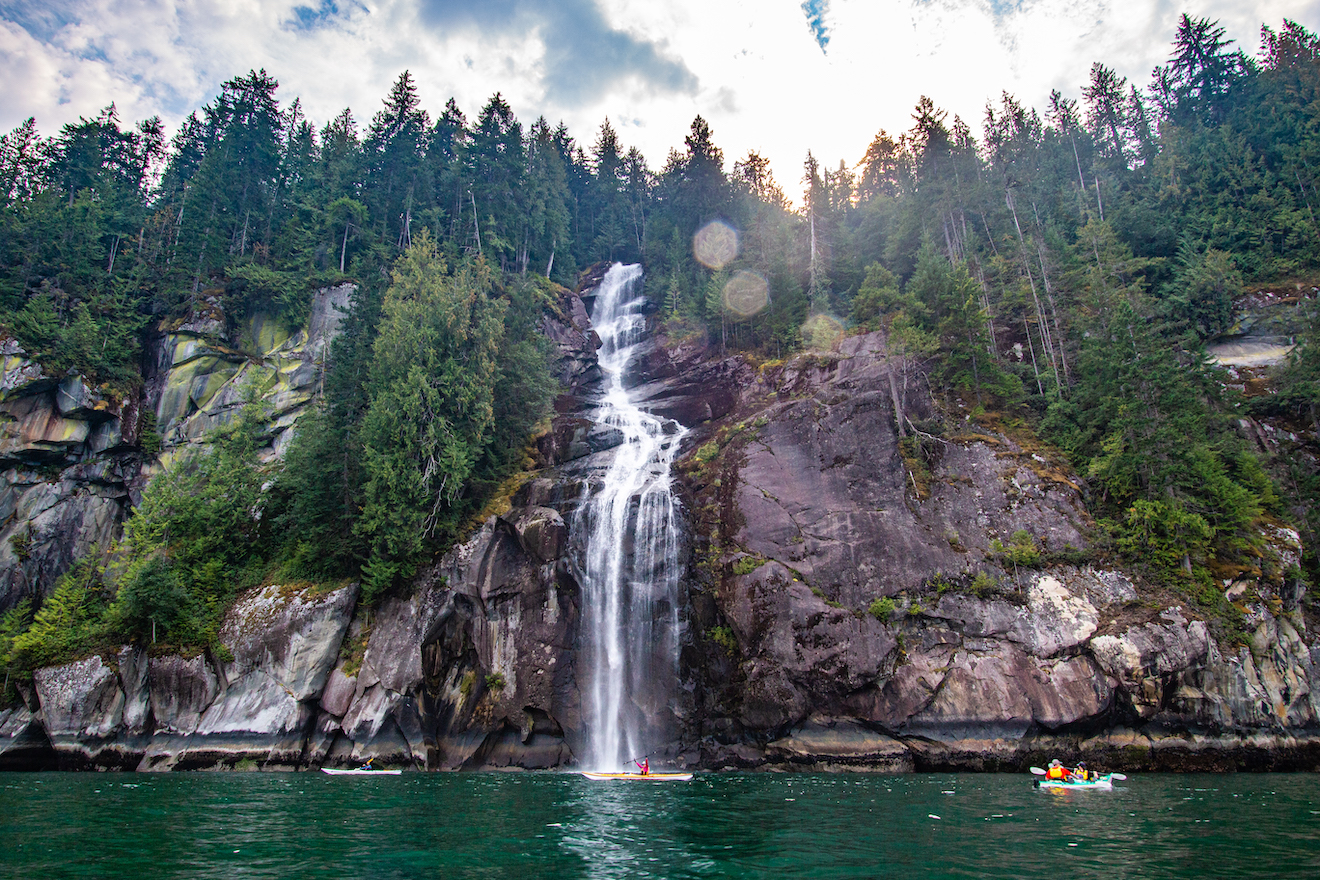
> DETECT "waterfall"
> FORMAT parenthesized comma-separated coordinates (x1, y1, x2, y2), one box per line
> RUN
(576, 263, 688, 772)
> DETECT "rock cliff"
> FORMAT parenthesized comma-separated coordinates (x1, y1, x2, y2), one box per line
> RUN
(4, 274, 1319, 773)
(668, 328, 1320, 772)
(0, 285, 353, 612)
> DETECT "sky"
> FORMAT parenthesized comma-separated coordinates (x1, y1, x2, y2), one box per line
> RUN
(2, 0, 1319, 201)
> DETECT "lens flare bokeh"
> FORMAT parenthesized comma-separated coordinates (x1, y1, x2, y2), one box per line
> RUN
(693, 220, 738, 270)
(722, 270, 769, 318)
(801, 313, 844, 350)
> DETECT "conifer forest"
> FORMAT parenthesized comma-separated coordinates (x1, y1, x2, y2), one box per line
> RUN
(2, 15, 1319, 672)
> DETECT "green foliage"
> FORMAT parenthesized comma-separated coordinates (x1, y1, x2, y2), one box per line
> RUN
(7, 560, 109, 670)
(991, 530, 1043, 567)
(868, 596, 896, 621)
(0, 599, 34, 698)
(106, 396, 270, 646)
(898, 435, 934, 499)
(137, 410, 162, 457)
(732, 555, 763, 576)
(1114, 499, 1213, 571)
(706, 625, 738, 656)
(337, 624, 370, 678)
(970, 571, 1000, 598)
(484, 671, 506, 691)
(226, 263, 312, 331)
(694, 441, 719, 464)
(355, 233, 507, 586)
(905, 244, 1021, 406)
(1166, 246, 1242, 338)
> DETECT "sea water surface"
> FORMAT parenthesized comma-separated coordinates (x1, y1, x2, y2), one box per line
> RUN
(2, 772, 1317, 879)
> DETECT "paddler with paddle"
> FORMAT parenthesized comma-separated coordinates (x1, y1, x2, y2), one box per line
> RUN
(1045, 759, 1072, 781)
(634, 757, 650, 776)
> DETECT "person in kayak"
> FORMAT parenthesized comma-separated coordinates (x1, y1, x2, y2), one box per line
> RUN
(1073, 762, 1089, 781)
(634, 758, 649, 775)
(1045, 759, 1072, 781)
(359, 757, 374, 771)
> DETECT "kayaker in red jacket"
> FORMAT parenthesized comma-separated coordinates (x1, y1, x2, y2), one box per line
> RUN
(1045, 759, 1071, 780)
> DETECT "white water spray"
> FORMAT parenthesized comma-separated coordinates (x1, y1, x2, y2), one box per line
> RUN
(577, 264, 688, 771)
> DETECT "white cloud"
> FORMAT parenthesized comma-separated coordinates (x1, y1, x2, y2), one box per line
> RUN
(1, 0, 1317, 205)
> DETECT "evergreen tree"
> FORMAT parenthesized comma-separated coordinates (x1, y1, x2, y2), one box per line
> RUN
(356, 233, 506, 598)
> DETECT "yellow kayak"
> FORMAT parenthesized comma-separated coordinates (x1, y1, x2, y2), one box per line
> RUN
(579, 771, 693, 781)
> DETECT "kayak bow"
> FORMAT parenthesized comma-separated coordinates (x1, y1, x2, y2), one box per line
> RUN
(579, 771, 694, 781)
(321, 768, 403, 776)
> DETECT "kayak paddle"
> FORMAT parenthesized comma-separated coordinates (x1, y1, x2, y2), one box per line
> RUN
(1029, 767, 1046, 775)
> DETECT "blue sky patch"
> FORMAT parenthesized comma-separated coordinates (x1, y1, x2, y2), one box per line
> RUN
(801, 0, 830, 53)
(0, 0, 79, 42)
(286, 0, 344, 32)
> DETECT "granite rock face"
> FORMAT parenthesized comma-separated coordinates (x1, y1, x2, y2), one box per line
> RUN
(312, 511, 580, 770)
(673, 329, 1320, 771)
(9, 281, 599, 771)
(20, 582, 358, 770)
(0, 285, 355, 611)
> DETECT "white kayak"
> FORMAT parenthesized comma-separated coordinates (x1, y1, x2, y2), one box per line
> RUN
(579, 771, 694, 782)
(321, 768, 402, 776)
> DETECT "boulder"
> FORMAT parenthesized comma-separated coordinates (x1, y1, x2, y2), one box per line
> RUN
(34, 656, 124, 740)
(0, 339, 50, 398)
(0, 393, 91, 461)
(320, 668, 357, 718)
(502, 507, 568, 564)
(1090, 610, 1211, 719)
(193, 670, 307, 739)
(1012, 575, 1099, 657)
(0, 704, 54, 769)
(903, 641, 1110, 743)
(218, 582, 358, 700)
(148, 654, 219, 735)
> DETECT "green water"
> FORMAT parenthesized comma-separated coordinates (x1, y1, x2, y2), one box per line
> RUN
(1, 772, 1317, 879)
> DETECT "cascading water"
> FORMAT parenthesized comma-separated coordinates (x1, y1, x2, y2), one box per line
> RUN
(576, 263, 688, 772)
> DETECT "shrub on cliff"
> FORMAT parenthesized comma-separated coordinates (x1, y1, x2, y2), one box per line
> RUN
(6, 560, 109, 671)
(105, 397, 271, 645)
